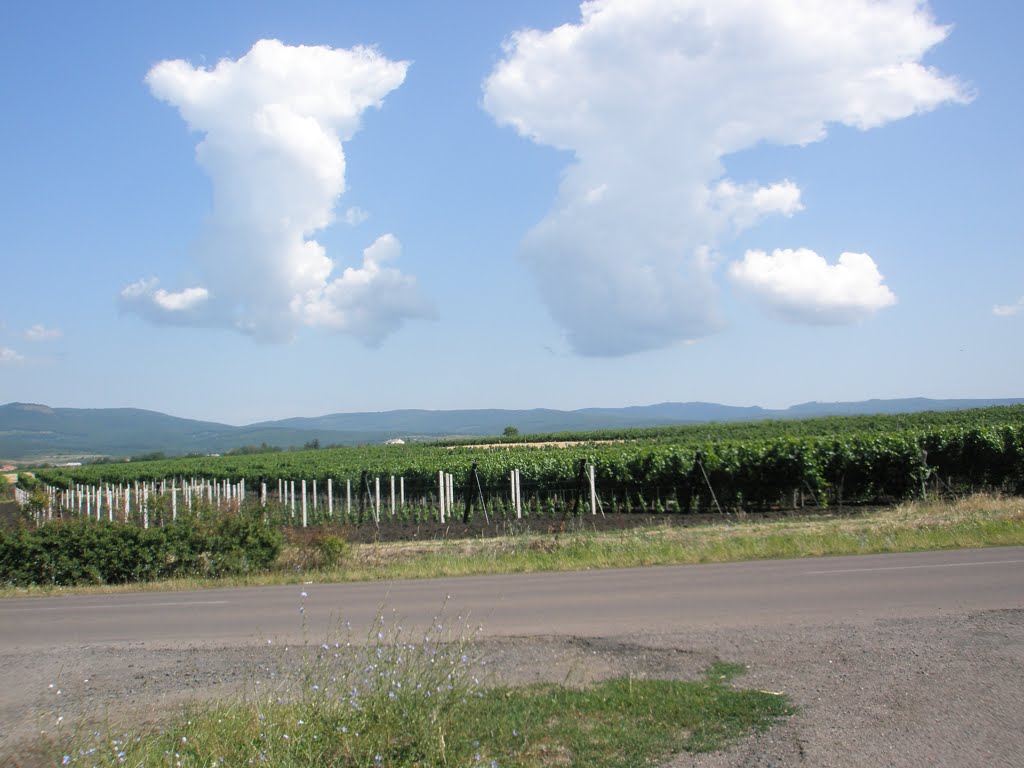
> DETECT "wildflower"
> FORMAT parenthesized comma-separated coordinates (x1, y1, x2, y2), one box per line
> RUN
(62, 757, 70, 765)
(300, 591, 308, 598)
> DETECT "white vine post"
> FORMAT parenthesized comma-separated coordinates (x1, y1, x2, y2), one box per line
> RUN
(509, 468, 520, 524)
(390, 476, 395, 517)
(438, 470, 445, 523)
(261, 482, 267, 507)
(327, 478, 333, 518)
(171, 482, 177, 521)
(400, 477, 405, 506)
(374, 477, 381, 523)
(346, 479, 352, 520)
(312, 480, 317, 513)
(290, 481, 296, 519)
(589, 464, 597, 515)
(301, 480, 308, 528)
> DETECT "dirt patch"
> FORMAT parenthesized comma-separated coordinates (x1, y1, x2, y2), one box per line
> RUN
(311, 507, 881, 545)
(449, 439, 624, 450)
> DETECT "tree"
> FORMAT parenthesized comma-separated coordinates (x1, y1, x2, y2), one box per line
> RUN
(502, 426, 520, 437)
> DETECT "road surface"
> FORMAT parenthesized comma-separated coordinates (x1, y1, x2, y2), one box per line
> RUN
(2, 547, 1022, 767)
(2, 547, 1022, 648)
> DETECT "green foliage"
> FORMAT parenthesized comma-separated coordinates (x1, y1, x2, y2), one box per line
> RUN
(503, 425, 520, 437)
(317, 533, 350, 567)
(226, 442, 283, 456)
(0, 511, 282, 586)
(30, 406, 1024, 514)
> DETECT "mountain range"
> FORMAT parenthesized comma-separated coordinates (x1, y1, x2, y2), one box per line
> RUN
(2, 398, 1022, 462)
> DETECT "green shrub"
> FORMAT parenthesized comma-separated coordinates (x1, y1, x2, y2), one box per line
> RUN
(317, 533, 350, 568)
(0, 512, 283, 587)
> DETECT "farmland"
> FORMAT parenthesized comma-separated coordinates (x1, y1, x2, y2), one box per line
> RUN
(22, 405, 1024, 524)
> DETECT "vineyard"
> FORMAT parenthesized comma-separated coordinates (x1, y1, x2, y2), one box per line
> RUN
(13, 406, 1024, 533)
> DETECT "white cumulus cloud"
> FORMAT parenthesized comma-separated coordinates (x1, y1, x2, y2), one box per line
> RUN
(729, 248, 896, 324)
(993, 297, 1024, 317)
(119, 279, 212, 325)
(123, 39, 431, 345)
(24, 324, 63, 341)
(294, 234, 436, 345)
(0, 347, 24, 365)
(483, 0, 967, 355)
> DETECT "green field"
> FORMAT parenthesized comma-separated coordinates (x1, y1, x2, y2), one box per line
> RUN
(25, 406, 1024, 516)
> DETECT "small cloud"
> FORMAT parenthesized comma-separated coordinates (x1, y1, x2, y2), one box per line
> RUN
(120, 279, 211, 325)
(729, 248, 896, 324)
(993, 297, 1024, 317)
(343, 206, 369, 225)
(153, 286, 209, 312)
(0, 347, 24, 365)
(710, 180, 803, 232)
(295, 234, 435, 346)
(24, 324, 63, 341)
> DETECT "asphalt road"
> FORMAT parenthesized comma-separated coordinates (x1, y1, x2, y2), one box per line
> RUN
(3, 547, 1022, 649)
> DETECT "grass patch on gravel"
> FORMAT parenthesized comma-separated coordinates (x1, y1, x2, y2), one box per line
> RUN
(5, 494, 1022, 597)
(48, 620, 790, 768)
(52, 676, 790, 768)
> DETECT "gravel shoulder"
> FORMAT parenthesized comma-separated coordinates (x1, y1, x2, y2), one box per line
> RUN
(2, 607, 1021, 767)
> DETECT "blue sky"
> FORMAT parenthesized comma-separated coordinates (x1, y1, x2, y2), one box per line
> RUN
(1, 0, 1020, 425)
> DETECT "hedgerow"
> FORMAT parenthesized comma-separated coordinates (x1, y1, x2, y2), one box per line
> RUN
(0, 511, 281, 586)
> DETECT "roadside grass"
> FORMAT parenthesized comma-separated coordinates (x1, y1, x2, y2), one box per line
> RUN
(46, 610, 791, 768)
(4, 494, 1022, 597)
(50, 676, 790, 768)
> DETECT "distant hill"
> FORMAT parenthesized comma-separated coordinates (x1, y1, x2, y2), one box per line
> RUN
(1, 398, 1022, 462)
(0, 403, 387, 461)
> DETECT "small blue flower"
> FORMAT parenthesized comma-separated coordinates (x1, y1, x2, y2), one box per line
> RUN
(62, 757, 70, 766)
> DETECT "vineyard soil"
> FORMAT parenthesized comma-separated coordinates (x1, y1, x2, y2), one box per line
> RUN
(299, 507, 885, 545)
